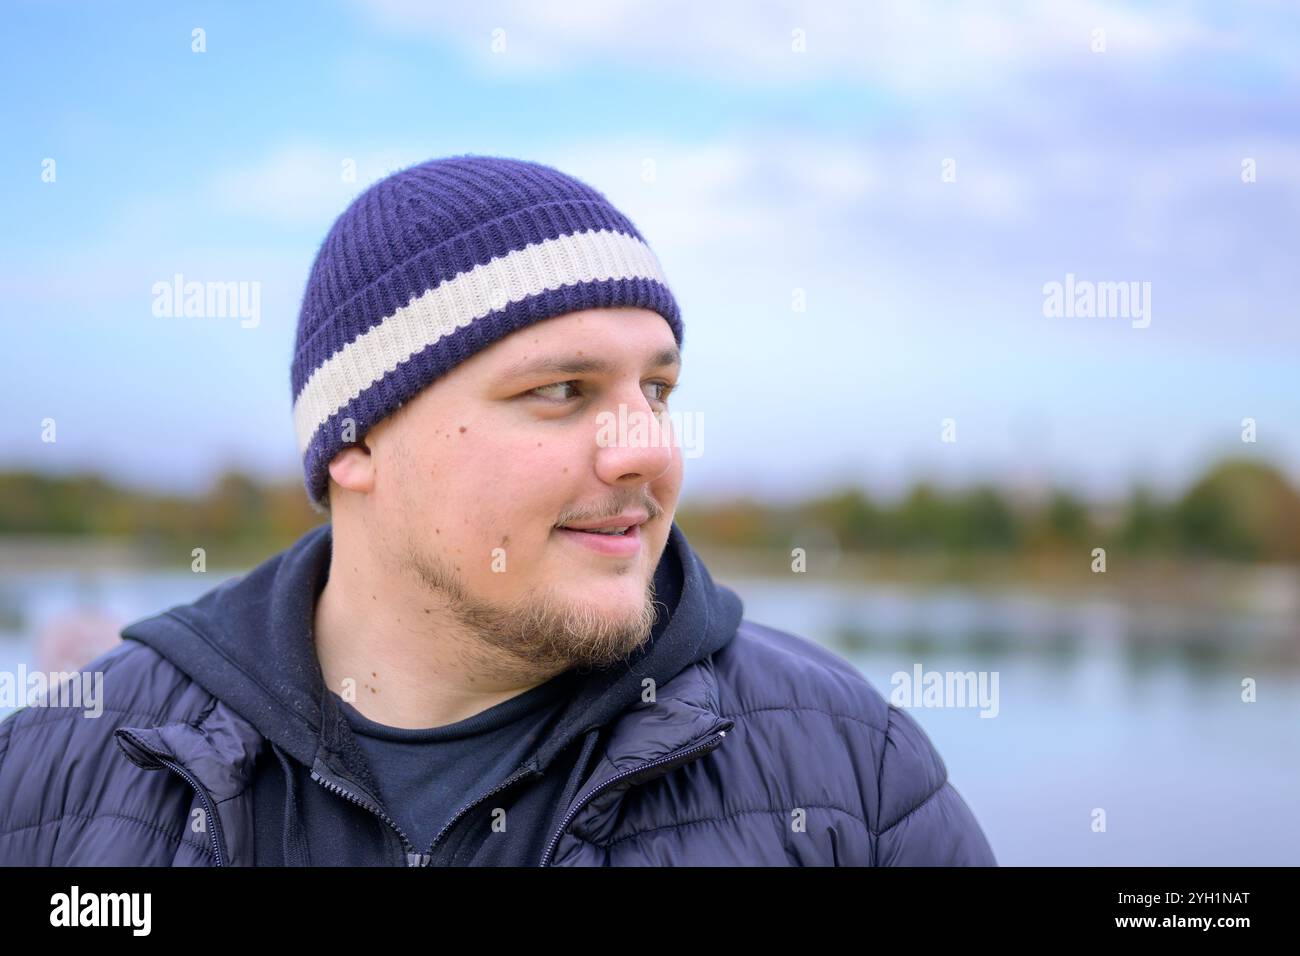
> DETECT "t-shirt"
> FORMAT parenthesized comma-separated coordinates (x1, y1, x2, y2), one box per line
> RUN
(330, 668, 582, 856)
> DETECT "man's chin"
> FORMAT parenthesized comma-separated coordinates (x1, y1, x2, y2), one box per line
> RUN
(459, 578, 662, 674)
(542, 594, 659, 669)
(402, 537, 661, 673)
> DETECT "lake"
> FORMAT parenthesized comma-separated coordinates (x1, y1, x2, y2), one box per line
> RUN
(1, 564, 1297, 865)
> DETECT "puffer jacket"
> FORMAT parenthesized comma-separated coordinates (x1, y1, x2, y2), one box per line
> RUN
(0, 521, 997, 866)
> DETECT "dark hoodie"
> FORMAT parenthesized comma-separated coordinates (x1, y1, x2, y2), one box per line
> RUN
(119, 521, 743, 866)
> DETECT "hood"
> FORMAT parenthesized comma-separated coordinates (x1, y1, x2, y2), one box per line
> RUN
(120, 519, 745, 789)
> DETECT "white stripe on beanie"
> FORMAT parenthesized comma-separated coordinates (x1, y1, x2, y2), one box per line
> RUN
(292, 227, 668, 454)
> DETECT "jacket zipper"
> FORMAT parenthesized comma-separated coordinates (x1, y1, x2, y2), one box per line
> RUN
(158, 757, 227, 867)
(116, 730, 227, 867)
(309, 765, 425, 866)
(312, 728, 728, 867)
(421, 763, 540, 864)
(537, 728, 728, 867)
(312, 760, 540, 866)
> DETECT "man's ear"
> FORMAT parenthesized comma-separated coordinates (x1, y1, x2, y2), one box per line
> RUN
(327, 440, 375, 495)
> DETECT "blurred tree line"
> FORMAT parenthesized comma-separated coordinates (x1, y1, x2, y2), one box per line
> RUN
(675, 458, 1300, 564)
(0, 470, 322, 556)
(1, 457, 1298, 564)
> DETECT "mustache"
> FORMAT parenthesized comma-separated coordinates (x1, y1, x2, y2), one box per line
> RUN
(557, 496, 662, 526)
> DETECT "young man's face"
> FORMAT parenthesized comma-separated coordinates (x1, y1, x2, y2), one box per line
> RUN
(343, 307, 684, 672)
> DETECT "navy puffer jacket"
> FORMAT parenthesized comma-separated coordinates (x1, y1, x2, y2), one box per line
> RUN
(0, 522, 996, 866)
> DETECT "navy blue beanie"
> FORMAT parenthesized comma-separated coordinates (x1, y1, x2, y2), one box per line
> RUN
(291, 154, 683, 510)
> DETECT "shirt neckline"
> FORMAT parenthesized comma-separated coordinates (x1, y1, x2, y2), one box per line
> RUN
(332, 667, 581, 743)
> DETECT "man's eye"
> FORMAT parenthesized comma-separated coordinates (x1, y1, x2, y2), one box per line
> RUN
(527, 380, 678, 404)
(646, 381, 676, 405)
(529, 381, 581, 402)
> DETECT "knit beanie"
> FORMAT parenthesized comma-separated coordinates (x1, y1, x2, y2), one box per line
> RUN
(291, 154, 683, 511)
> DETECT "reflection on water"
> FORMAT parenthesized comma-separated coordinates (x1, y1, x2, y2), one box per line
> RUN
(729, 575, 1300, 866)
(1, 567, 1297, 865)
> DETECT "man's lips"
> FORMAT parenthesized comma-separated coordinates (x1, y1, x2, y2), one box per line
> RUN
(556, 511, 650, 532)
(554, 522, 643, 556)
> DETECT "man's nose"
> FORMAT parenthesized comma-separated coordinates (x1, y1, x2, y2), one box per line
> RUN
(592, 393, 676, 487)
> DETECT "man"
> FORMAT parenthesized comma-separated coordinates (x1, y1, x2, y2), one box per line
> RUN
(0, 155, 996, 866)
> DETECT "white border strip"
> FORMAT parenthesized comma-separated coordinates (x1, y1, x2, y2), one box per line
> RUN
(293, 228, 668, 453)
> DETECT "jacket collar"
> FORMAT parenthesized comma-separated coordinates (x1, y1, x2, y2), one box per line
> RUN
(113, 646, 734, 866)
(114, 698, 261, 865)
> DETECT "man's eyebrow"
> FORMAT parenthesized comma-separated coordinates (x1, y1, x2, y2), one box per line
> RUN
(496, 346, 681, 382)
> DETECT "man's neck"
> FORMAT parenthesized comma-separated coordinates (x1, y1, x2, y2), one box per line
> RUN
(313, 540, 551, 731)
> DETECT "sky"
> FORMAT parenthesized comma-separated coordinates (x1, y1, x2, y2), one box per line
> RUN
(2, 0, 1297, 506)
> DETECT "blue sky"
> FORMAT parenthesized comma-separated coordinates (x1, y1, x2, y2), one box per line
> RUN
(2, 0, 1297, 505)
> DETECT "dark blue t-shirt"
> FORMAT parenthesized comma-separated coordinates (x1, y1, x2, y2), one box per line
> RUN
(330, 668, 582, 855)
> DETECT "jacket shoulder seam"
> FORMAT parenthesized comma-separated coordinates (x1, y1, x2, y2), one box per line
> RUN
(722, 704, 887, 736)
(873, 778, 949, 838)
(874, 704, 890, 837)
(873, 705, 949, 837)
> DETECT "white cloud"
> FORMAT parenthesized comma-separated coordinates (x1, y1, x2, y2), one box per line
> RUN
(353, 0, 1236, 90)
(209, 143, 431, 227)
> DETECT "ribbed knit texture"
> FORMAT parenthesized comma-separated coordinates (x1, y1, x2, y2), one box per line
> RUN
(291, 154, 683, 510)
